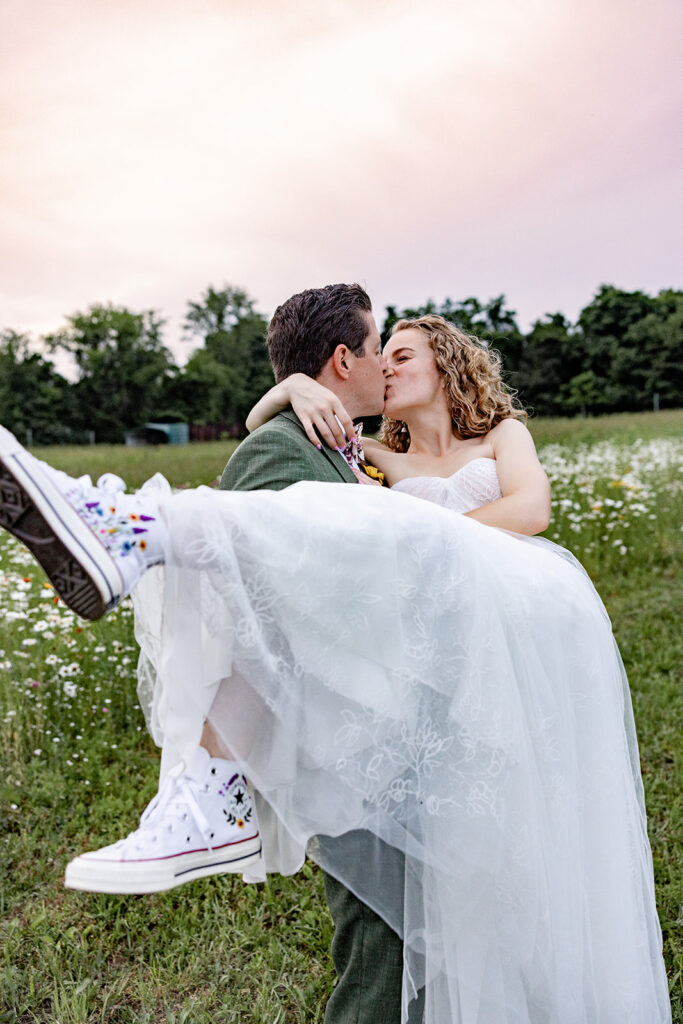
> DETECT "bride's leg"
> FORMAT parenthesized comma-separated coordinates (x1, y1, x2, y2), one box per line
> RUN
(0, 426, 166, 618)
(64, 738, 262, 895)
(64, 668, 266, 895)
(201, 717, 235, 759)
(63, 666, 266, 894)
(0, 429, 265, 893)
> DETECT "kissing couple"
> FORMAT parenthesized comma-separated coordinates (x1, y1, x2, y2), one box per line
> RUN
(0, 283, 671, 1023)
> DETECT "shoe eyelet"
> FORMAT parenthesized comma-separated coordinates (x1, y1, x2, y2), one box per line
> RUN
(203, 784, 210, 793)
(186, 836, 191, 843)
(211, 767, 217, 775)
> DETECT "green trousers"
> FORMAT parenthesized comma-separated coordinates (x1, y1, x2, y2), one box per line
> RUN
(323, 872, 425, 1024)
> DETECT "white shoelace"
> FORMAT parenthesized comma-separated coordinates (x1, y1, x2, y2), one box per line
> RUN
(118, 764, 214, 855)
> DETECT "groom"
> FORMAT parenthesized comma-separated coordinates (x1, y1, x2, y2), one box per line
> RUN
(220, 283, 421, 1024)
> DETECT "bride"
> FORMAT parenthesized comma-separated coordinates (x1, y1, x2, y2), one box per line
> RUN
(0, 312, 671, 1023)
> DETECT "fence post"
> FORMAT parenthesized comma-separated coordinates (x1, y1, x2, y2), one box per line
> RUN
(88, 430, 95, 445)
(26, 427, 33, 447)
(653, 392, 660, 412)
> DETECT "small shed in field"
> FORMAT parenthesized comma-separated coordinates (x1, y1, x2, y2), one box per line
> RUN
(125, 422, 190, 446)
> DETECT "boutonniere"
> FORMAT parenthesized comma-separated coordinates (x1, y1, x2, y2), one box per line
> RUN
(360, 463, 386, 486)
(337, 420, 365, 466)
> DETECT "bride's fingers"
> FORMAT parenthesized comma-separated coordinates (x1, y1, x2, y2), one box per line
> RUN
(306, 408, 348, 448)
(334, 408, 355, 444)
(320, 412, 348, 448)
(328, 412, 351, 448)
(301, 416, 337, 450)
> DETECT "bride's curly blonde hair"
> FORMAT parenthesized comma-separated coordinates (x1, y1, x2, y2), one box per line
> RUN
(379, 315, 526, 452)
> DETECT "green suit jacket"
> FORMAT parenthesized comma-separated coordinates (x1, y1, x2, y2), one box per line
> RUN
(219, 408, 358, 491)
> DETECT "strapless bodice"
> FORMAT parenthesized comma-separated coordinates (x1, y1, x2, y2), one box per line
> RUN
(390, 457, 502, 514)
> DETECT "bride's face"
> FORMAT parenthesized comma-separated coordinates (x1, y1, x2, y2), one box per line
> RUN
(383, 329, 445, 419)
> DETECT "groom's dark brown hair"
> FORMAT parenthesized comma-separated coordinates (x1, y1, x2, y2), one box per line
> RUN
(267, 283, 372, 381)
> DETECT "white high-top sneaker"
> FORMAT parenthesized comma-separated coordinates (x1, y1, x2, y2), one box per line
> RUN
(64, 749, 262, 894)
(0, 426, 166, 619)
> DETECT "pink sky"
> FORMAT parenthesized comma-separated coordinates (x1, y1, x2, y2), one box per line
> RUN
(1, 0, 681, 364)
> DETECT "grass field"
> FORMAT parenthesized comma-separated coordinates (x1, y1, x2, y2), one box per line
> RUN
(1, 409, 682, 1022)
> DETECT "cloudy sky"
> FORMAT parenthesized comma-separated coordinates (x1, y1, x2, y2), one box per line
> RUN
(1, 0, 681, 363)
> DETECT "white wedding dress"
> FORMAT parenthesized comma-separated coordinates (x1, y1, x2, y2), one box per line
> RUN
(133, 458, 671, 1024)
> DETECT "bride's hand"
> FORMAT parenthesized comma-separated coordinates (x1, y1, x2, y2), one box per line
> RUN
(282, 374, 355, 449)
(245, 374, 355, 449)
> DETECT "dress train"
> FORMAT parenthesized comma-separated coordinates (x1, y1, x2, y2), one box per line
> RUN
(131, 473, 670, 1024)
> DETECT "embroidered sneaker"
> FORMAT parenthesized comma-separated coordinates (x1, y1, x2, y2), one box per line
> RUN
(0, 425, 165, 619)
(64, 750, 262, 894)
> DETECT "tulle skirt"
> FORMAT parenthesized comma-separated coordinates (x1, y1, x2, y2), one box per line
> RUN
(132, 478, 670, 1024)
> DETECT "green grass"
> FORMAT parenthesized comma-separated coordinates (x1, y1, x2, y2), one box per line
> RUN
(27, 408, 683, 492)
(2, 410, 682, 1021)
(528, 407, 683, 446)
(29, 440, 241, 492)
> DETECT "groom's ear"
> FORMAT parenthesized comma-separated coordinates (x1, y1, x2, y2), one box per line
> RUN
(330, 344, 351, 380)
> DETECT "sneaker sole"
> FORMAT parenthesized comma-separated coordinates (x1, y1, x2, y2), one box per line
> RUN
(0, 426, 122, 620)
(64, 835, 263, 894)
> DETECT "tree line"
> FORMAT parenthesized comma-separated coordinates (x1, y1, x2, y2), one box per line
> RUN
(1, 283, 681, 444)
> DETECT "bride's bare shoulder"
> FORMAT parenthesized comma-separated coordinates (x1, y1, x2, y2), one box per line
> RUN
(363, 437, 390, 454)
(361, 440, 409, 487)
(363, 438, 405, 467)
(488, 418, 536, 451)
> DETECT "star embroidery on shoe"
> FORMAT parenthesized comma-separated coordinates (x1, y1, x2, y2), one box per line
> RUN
(234, 787, 245, 806)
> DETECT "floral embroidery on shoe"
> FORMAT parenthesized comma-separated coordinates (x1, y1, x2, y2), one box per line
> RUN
(80, 500, 155, 560)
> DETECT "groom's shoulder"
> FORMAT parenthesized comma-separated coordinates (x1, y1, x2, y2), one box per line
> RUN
(235, 410, 310, 455)
(220, 411, 320, 492)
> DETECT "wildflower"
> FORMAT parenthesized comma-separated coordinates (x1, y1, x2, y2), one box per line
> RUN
(58, 663, 80, 677)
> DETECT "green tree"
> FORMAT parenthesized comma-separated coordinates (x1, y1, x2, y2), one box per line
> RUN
(564, 370, 603, 417)
(47, 304, 175, 443)
(382, 297, 486, 339)
(576, 285, 658, 412)
(617, 289, 683, 410)
(515, 313, 581, 416)
(0, 330, 76, 443)
(177, 285, 273, 430)
(382, 294, 524, 384)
